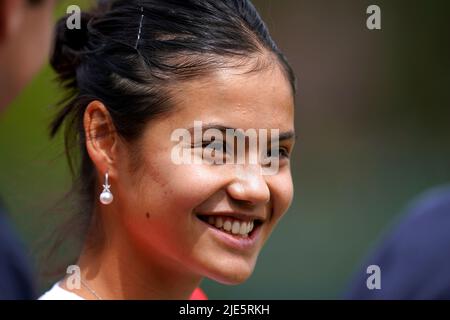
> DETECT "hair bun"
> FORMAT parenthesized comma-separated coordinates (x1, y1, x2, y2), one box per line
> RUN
(51, 12, 93, 85)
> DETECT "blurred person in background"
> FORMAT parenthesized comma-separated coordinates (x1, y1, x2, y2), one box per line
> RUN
(0, 0, 57, 299)
(345, 185, 450, 299)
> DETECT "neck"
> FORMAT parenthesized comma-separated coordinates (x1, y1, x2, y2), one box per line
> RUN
(71, 208, 202, 300)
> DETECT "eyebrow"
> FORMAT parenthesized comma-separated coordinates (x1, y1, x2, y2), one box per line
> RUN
(186, 123, 297, 143)
(277, 131, 297, 142)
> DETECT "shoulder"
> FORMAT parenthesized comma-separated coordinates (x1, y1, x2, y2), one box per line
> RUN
(404, 185, 450, 220)
(39, 282, 84, 300)
(345, 185, 450, 299)
(0, 202, 36, 299)
(375, 185, 450, 253)
(392, 185, 450, 242)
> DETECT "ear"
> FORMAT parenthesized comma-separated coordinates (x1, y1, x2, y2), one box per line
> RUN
(84, 100, 118, 177)
(0, 0, 24, 44)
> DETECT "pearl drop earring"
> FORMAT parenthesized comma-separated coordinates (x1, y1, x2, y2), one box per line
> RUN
(99, 172, 113, 205)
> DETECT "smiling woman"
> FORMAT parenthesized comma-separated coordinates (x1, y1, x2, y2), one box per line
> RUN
(39, 0, 296, 300)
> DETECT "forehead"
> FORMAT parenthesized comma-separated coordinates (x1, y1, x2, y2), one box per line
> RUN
(168, 64, 295, 132)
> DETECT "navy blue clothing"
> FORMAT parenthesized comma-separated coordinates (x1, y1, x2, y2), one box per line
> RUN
(345, 186, 450, 299)
(0, 199, 35, 299)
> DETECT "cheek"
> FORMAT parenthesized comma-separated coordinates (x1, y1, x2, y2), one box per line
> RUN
(118, 158, 229, 256)
(155, 164, 228, 212)
(22, 7, 54, 81)
(122, 153, 225, 219)
(269, 171, 294, 221)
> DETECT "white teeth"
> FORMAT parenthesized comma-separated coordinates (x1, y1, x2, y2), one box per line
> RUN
(201, 215, 257, 237)
(231, 221, 240, 234)
(223, 220, 232, 232)
(239, 222, 248, 235)
(247, 221, 254, 233)
(215, 217, 223, 228)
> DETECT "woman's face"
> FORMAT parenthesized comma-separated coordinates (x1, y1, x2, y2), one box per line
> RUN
(115, 63, 295, 285)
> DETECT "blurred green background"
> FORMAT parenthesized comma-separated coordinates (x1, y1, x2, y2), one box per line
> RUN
(0, 0, 449, 299)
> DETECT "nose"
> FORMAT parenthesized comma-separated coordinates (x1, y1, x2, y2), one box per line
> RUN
(227, 165, 270, 206)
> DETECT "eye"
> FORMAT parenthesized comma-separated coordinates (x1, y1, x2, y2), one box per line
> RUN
(202, 140, 226, 152)
(279, 147, 290, 158)
(266, 147, 290, 159)
(190, 140, 225, 150)
(199, 139, 230, 164)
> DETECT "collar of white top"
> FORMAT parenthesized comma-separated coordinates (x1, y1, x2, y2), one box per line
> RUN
(38, 282, 85, 300)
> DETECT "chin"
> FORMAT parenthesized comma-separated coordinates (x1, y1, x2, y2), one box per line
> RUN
(205, 260, 256, 285)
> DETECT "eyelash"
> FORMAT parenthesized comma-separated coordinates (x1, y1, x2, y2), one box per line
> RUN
(202, 141, 225, 149)
(194, 141, 290, 159)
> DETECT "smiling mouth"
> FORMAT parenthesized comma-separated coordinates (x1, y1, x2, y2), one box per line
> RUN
(196, 214, 263, 238)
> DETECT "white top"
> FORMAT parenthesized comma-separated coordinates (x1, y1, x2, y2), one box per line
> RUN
(39, 282, 85, 300)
